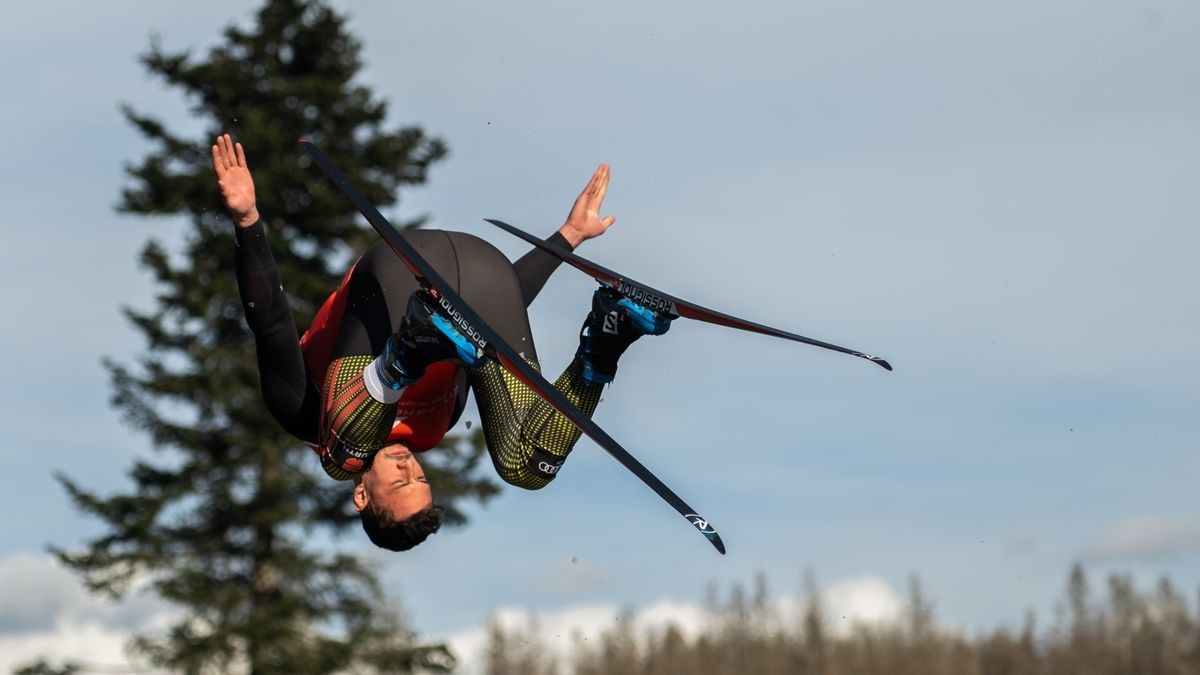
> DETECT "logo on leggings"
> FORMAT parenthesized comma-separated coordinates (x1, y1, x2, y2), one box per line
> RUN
(685, 514, 716, 534)
(529, 448, 565, 479)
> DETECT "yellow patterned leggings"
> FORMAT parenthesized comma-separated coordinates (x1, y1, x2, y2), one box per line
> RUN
(319, 354, 603, 488)
(468, 359, 602, 489)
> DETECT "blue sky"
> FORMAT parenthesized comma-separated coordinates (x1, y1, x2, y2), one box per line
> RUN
(2, 0, 1198, 670)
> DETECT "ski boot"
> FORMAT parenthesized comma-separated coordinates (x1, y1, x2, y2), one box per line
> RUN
(576, 286, 674, 385)
(373, 290, 486, 392)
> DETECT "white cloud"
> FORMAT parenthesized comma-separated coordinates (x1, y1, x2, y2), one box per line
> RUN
(0, 551, 80, 633)
(443, 575, 904, 674)
(773, 575, 905, 638)
(1087, 517, 1200, 559)
(822, 576, 906, 633)
(631, 598, 711, 642)
(0, 622, 162, 675)
(443, 603, 623, 675)
(0, 552, 175, 674)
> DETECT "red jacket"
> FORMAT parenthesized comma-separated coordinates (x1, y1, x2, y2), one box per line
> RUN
(299, 263, 461, 453)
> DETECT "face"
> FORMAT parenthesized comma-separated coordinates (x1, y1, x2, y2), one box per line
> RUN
(353, 444, 433, 520)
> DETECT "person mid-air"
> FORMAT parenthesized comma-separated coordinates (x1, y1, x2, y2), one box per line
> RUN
(212, 134, 672, 552)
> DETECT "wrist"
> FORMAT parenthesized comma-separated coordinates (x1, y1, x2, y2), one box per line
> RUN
(235, 208, 261, 229)
(558, 224, 585, 248)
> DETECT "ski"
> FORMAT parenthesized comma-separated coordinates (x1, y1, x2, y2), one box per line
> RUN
(300, 139, 726, 555)
(485, 218, 892, 371)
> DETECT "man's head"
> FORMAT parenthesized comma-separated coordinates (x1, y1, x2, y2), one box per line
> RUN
(354, 444, 443, 551)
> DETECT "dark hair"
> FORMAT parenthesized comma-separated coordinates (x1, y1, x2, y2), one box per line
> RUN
(360, 503, 446, 551)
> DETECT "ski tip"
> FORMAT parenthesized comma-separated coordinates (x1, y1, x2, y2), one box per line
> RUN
(687, 514, 726, 554)
(711, 532, 727, 555)
(857, 353, 892, 371)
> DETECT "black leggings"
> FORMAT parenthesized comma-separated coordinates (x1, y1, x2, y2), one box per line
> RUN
(236, 221, 602, 489)
(333, 228, 540, 373)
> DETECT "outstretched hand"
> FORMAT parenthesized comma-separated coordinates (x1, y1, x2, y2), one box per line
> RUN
(559, 163, 615, 247)
(211, 133, 260, 228)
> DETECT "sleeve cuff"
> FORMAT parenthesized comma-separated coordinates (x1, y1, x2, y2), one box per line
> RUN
(547, 231, 574, 252)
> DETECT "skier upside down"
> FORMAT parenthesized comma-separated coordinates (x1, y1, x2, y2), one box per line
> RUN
(212, 134, 672, 552)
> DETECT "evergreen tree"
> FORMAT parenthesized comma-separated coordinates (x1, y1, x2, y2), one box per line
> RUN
(51, 1, 497, 671)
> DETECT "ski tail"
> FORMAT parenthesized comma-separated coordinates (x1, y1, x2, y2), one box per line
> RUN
(485, 218, 892, 371)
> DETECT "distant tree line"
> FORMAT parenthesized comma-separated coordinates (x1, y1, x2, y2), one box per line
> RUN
(483, 563, 1200, 675)
(17, 562, 1200, 673)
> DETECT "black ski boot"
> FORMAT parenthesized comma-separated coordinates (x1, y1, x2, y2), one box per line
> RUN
(576, 286, 673, 385)
(375, 291, 485, 391)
